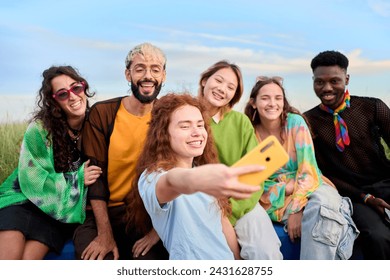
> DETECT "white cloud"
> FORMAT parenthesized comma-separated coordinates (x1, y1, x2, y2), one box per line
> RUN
(347, 49, 390, 73)
(368, 0, 390, 17)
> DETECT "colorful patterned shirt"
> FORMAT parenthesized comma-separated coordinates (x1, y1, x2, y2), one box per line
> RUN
(259, 113, 332, 222)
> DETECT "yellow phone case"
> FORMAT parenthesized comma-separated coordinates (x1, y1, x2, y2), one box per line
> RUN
(232, 135, 289, 186)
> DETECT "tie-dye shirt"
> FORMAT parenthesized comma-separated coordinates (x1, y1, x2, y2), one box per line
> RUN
(259, 113, 334, 222)
(0, 121, 87, 223)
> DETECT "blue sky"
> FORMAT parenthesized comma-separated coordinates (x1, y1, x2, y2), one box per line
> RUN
(1, 0, 389, 122)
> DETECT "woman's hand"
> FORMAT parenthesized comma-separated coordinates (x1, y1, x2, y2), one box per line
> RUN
(84, 159, 102, 186)
(287, 210, 303, 242)
(189, 164, 265, 199)
(132, 228, 160, 258)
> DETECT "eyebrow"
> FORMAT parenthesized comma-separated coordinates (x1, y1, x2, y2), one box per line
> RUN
(215, 74, 237, 86)
(177, 120, 204, 124)
(259, 93, 283, 97)
(133, 63, 162, 68)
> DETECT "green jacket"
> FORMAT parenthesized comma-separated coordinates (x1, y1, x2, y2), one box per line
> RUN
(0, 121, 87, 223)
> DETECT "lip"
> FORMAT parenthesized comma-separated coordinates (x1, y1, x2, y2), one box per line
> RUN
(187, 140, 203, 147)
(70, 100, 82, 109)
(140, 82, 155, 87)
(211, 90, 224, 101)
(139, 82, 156, 94)
(321, 93, 336, 101)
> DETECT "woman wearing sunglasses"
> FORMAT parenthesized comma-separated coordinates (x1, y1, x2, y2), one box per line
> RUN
(244, 76, 359, 259)
(0, 65, 102, 259)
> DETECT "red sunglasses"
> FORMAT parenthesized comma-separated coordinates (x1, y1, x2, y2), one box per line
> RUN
(52, 82, 86, 101)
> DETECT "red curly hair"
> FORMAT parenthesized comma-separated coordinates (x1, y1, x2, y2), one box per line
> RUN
(125, 93, 231, 235)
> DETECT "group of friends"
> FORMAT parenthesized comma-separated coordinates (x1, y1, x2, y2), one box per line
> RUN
(0, 42, 389, 260)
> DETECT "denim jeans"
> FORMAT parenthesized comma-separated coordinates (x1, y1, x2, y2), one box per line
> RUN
(299, 183, 359, 260)
(235, 203, 283, 260)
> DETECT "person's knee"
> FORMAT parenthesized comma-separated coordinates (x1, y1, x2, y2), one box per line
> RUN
(308, 184, 341, 210)
(364, 227, 390, 245)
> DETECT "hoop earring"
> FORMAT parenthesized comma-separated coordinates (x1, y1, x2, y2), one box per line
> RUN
(252, 110, 257, 122)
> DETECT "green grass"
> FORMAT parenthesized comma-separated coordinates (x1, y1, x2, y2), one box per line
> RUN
(0, 122, 28, 184)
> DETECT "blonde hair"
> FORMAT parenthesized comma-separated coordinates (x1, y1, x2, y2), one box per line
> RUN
(125, 42, 166, 69)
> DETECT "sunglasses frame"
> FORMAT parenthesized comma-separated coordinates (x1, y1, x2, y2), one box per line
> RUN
(255, 75, 284, 85)
(52, 81, 86, 101)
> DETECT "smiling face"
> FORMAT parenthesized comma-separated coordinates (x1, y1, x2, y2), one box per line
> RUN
(168, 105, 208, 168)
(313, 65, 349, 109)
(51, 74, 87, 120)
(253, 82, 284, 122)
(125, 53, 166, 104)
(201, 67, 238, 112)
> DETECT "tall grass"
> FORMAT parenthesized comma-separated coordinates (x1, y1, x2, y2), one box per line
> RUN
(0, 122, 28, 184)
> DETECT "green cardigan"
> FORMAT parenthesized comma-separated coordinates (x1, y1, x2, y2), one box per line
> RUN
(0, 121, 87, 223)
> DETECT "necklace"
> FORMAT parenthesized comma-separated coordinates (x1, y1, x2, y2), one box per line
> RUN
(67, 120, 84, 143)
(68, 126, 81, 145)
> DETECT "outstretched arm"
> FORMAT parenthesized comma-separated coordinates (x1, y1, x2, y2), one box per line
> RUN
(156, 164, 265, 204)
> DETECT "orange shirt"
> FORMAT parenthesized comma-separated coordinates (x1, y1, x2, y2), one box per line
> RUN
(107, 102, 151, 207)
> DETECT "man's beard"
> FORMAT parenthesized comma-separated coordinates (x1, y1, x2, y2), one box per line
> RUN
(131, 78, 162, 104)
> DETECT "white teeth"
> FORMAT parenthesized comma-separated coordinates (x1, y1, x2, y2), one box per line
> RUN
(70, 101, 81, 108)
(188, 141, 202, 146)
(212, 91, 223, 100)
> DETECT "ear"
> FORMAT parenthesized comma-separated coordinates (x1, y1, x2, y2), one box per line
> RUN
(345, 74, 350, 86)
(161, 69, 167, 83)
(125, 68, 131, 82)
(249, 97, 256, 109)
(201, 78, 207, 87)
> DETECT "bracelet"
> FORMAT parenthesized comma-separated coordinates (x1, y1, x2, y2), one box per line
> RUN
(363, 193, 375, 203)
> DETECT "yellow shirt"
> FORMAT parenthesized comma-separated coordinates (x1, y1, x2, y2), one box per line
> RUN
(107, 102, 150, 207)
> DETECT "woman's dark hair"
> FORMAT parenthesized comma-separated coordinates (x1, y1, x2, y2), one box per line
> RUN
(198, 60, 244, 116)
(32, 65, 95, 172)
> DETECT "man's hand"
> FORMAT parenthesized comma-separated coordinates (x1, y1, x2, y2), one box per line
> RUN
(366, 196, 390, 218)
(81, 233, 119, 260)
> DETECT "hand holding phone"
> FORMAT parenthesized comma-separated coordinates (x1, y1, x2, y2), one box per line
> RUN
(232, 135, 289, 187)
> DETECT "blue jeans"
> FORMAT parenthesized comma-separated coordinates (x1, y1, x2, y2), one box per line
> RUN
(297, 183, 359, 259)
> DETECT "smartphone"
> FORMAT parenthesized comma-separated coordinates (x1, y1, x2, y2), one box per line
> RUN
(232, 135, 289, 186)
(385, 208, 390, 224)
